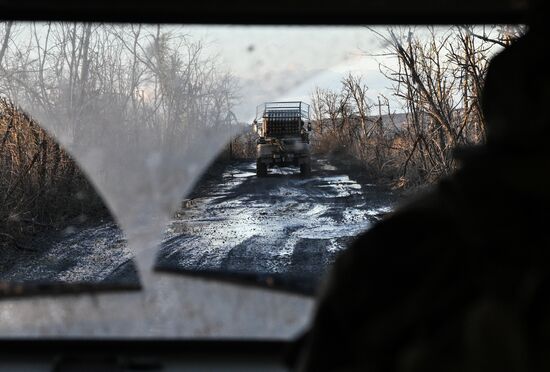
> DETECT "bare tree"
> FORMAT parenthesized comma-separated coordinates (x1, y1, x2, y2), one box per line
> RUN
(0, 23, 239, 244)
(371, 26, 518, 184)
(309, 26, 522, 188)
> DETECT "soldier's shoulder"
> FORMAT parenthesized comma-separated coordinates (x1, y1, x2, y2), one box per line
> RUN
(327, 185, 458, 291)
(352, 186, 454, 253)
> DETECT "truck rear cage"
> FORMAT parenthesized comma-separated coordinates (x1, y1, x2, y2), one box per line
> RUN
(256, 101, 310, 121)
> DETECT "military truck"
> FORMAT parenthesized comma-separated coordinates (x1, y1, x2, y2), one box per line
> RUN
(253, 101, 312, 177)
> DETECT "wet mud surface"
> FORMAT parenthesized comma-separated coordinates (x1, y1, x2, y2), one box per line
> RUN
(156, 158, 400, 293)
(1, 158, 401, 295)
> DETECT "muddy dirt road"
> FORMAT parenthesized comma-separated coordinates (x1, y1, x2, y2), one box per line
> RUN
(1, 158, 401, 294)
(156, 158, 399, 293)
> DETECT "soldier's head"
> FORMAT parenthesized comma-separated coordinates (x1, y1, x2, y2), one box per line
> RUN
(482, 3, 550, 149)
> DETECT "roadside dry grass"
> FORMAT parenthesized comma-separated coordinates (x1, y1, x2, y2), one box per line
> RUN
(0, 98, 108, 249)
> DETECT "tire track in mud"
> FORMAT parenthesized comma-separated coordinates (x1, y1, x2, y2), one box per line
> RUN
(156, 158, 398, 293)
(1, 157, 398, 295)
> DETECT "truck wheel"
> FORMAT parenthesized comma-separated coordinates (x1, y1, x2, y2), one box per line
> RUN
(257, 161, 268, 177)
(300, 162, 311, 177)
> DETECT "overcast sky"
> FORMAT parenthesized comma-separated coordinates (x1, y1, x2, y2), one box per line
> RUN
(183, 26, 403, 121)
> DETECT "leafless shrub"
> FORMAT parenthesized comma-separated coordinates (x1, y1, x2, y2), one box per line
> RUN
(0, 97, 106, 247)
(311, 75, 401, 181)
(230, 127, 257, 159)
(312, 26, 524, 188)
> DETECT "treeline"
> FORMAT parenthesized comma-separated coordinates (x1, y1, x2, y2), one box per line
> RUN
(0, 22, 238, 246)
(311, 26, 523, 187)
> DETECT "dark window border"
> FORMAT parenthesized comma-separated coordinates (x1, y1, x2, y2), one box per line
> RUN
(0, 0, 531, 25)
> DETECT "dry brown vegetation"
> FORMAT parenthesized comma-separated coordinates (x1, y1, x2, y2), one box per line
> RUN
(0, 98, 106, 248)
(229, 126, 257, 160)
(311, 26, 523, 188)
(0, 22, 239, 247)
